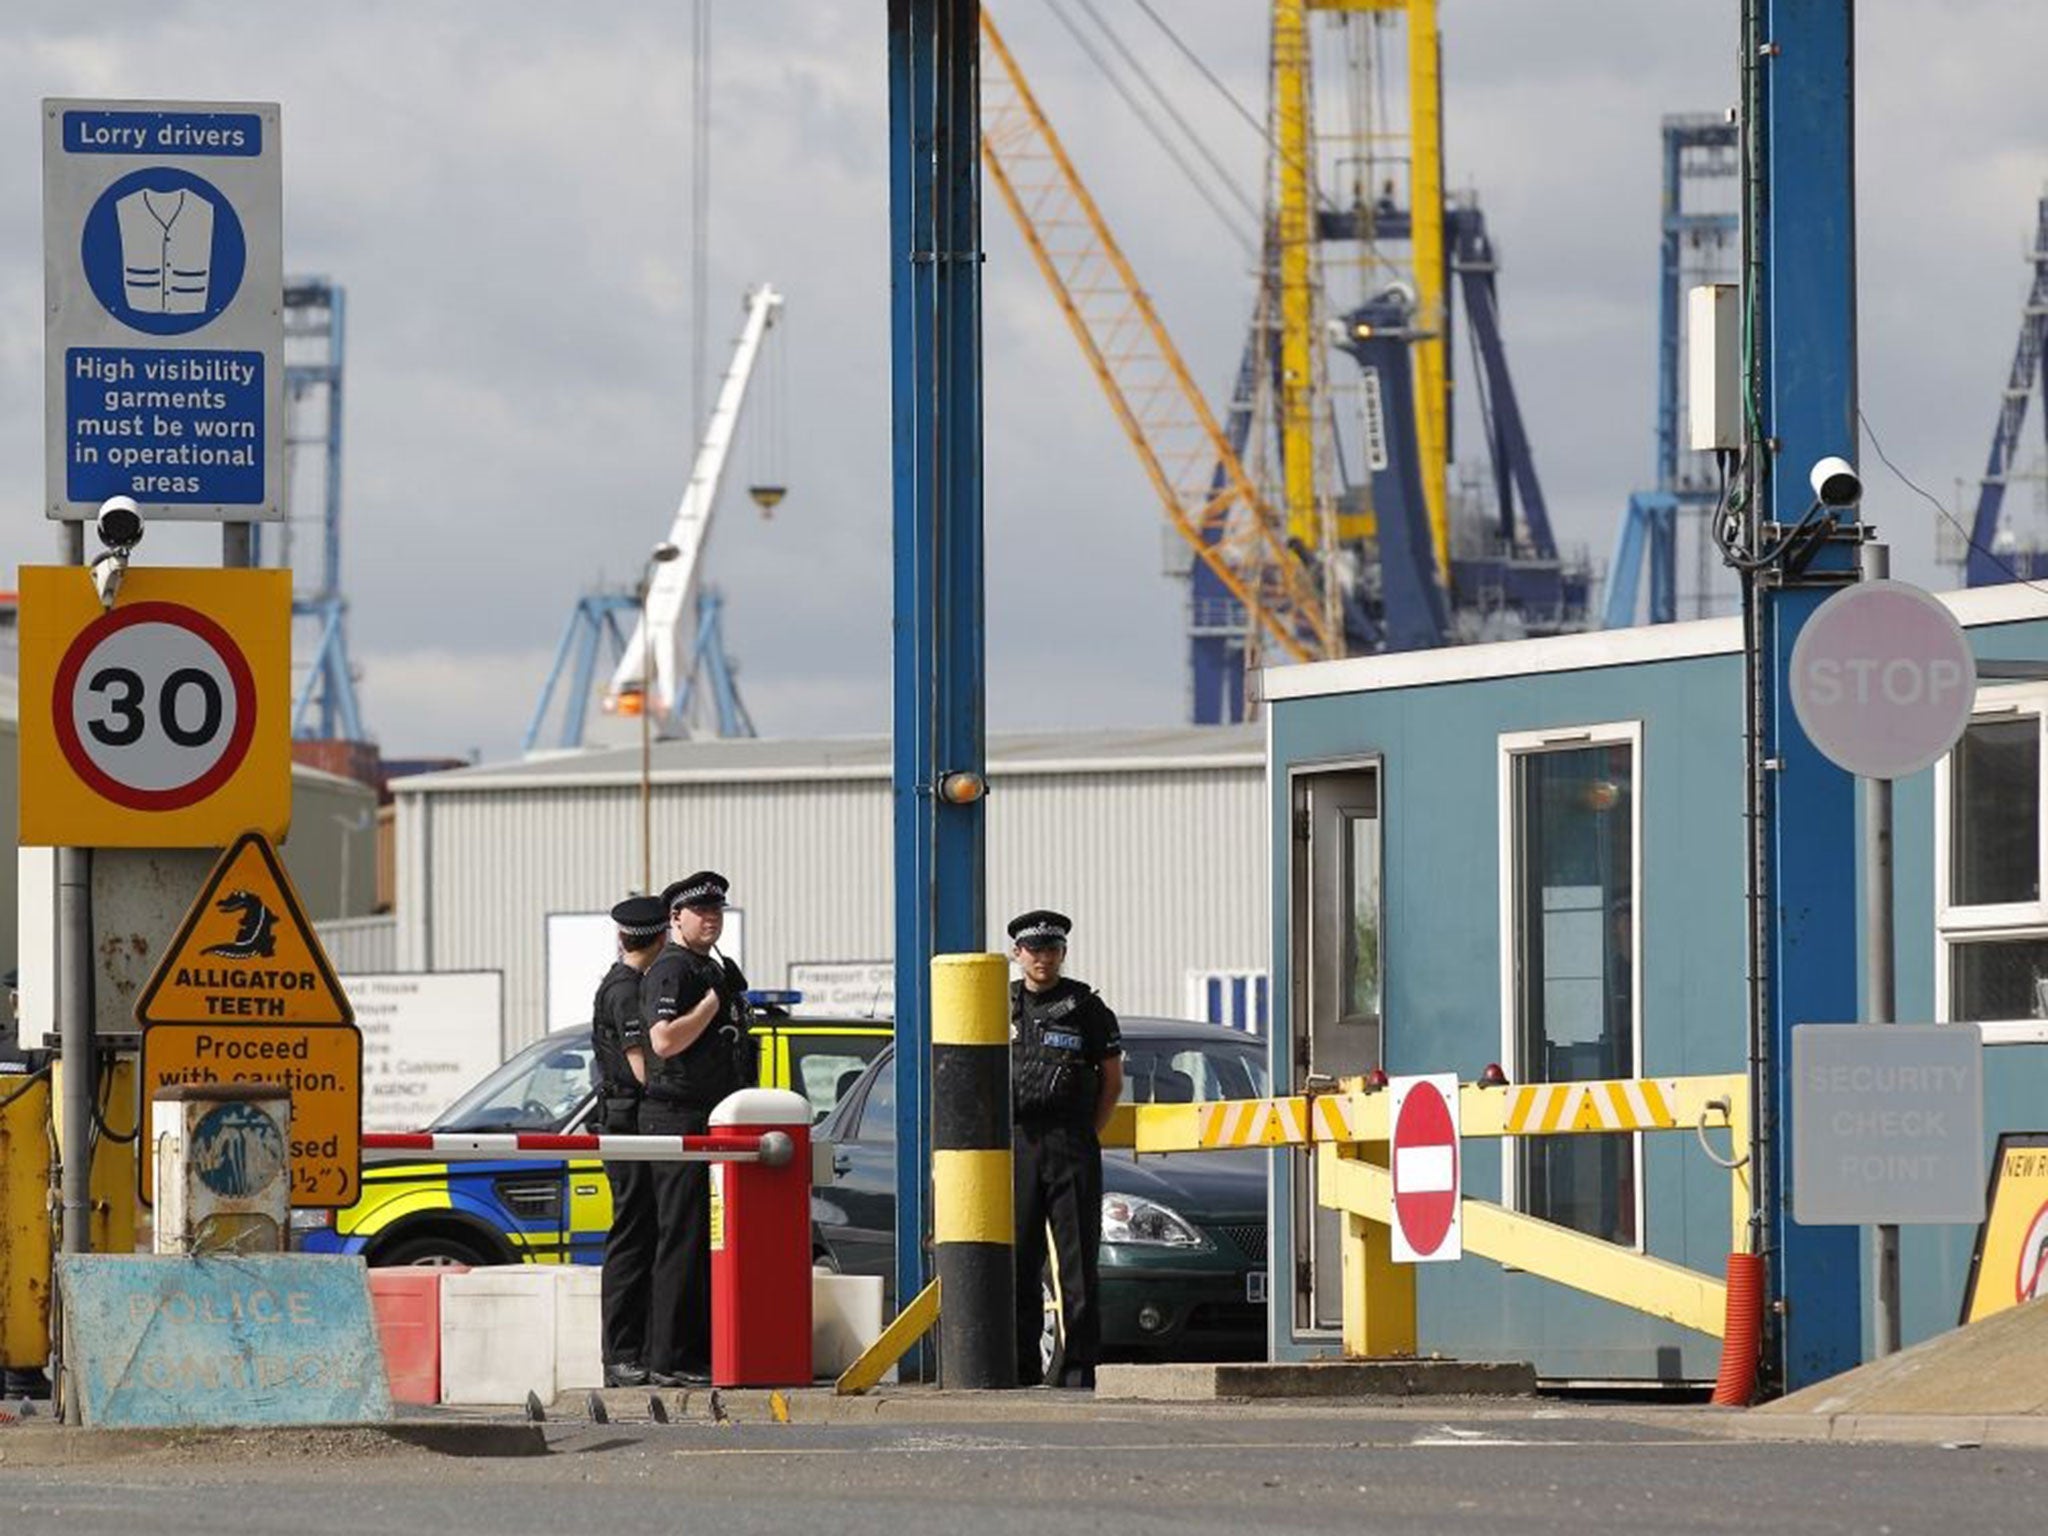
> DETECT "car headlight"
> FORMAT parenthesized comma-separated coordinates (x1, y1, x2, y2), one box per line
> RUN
(1101, 1193, 1208, 1248)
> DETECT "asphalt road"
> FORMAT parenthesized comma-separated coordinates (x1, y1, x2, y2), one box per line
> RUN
(2, 1406, 2040, 1536)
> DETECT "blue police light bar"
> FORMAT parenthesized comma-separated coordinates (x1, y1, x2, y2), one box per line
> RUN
(746, 990, 802, 1007)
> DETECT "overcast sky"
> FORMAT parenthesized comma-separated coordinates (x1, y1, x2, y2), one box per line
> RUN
(5, 2, 2044, 762)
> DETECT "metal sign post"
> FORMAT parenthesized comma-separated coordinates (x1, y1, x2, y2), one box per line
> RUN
(1747, 0, 1862, 1393)
(889, 0, 988, 1373)
(1785, 548, 1977, 1358)
(1865, 541, 1902, 1358)
(39, 99, 285, 1314)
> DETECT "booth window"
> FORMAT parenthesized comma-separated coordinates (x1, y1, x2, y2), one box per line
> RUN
(1344, 811, 1382, 1023)
(1500, 724, 1641, 1247)
(1937, 687, 2048, 1039)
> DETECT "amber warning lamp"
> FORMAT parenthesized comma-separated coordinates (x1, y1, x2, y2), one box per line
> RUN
(936, 770, 987, 805)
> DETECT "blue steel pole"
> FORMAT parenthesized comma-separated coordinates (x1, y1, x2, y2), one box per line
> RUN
(890, 0, 987, 1371)
(1756, 0, 1862, 1391)
(1656, 124, 1682, 495)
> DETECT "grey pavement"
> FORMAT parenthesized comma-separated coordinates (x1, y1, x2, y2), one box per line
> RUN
(2, 1398, 2044, 1536)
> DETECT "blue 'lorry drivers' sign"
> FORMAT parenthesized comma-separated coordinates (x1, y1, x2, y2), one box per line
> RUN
(43, 99, 283, 522)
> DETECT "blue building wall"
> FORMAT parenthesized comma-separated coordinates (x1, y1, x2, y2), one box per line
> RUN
(1267, 607, 2048, 1380)
(1886, 617, 2048, 1346)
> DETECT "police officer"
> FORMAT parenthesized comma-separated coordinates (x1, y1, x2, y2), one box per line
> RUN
(591, 895, 665, 1388)
(638, 871, 752, 1386)
(1008, 910, 1123, 1389)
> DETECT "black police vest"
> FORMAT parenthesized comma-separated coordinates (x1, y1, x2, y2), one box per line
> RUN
(646, 949, 749, 1108)
(589, 961, 644, 1102)
(1011, 980, 1100, 1124)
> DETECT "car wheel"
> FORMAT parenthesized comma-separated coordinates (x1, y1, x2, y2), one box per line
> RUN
(375, 1231, 500, 1268)
(1040, 1260, 1067, 1384)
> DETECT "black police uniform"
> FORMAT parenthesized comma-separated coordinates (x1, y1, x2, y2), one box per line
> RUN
(1010, 923, 1122, 1387)
(591, 900, 662, 1381)
(638, 875, 752, 1380)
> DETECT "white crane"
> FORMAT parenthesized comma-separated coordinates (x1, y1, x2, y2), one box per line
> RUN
(608, 282, 784, 722)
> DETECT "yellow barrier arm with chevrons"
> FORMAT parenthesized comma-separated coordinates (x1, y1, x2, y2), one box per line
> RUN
(1104, 1073, 1751, 1253)
(1104, 1072, 1752, 1357)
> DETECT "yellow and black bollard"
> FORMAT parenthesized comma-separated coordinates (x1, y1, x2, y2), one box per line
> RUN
(930, 953, 1016, 1389)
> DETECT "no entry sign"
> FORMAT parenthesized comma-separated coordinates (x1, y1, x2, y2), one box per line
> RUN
(1390, 1073, 1462, 1263)
(19, 565, 290, 845)
(1789, 580, 1975, 780)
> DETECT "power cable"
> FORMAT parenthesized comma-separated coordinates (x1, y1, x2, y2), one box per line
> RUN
(1072, 0, 1262, 227)
(690, 0, 712, 441)
(1859, 408, 2048, 605)
(1040, 0, 1258, 252)
(1125, 0, 1344, 221)
(1127, 0, 1267, 147)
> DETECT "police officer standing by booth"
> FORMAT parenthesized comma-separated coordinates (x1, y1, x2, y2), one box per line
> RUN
(637, 871, 753, 1386)
(591, 895, 666, 1388)
(1008, 910, 1123, 1389)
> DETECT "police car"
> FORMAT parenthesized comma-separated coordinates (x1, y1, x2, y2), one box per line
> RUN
(296, 1000, 888, 1267)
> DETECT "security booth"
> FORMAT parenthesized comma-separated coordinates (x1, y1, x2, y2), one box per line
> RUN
(1260, 583, 2048, 1382)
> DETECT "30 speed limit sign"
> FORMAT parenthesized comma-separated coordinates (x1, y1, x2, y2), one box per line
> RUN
(20, 565, 289, 845)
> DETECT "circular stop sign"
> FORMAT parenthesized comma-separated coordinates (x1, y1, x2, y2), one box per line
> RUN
(1789, 580, 1975, 780)
(1391, 1076, 1460, 1261)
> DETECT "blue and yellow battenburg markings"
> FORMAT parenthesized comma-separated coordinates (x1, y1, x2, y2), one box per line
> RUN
(308, 1022, 889, 1266)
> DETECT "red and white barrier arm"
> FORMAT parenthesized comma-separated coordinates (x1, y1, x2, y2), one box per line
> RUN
(361, 1131, 795, 1166)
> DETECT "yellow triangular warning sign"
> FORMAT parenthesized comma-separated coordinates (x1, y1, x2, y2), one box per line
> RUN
(134, 830, 354, 1029)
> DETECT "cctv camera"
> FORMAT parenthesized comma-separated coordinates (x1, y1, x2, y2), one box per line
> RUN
(95, 495, 144, 553)
(1809, 456, 1862, 510)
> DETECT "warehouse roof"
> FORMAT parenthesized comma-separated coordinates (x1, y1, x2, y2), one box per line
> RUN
(396, 723, 1265, 795)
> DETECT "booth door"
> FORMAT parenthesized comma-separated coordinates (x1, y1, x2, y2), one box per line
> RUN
(1289, 764, 1382, 1336)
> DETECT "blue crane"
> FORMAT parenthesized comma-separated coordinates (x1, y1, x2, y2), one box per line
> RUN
(1966, 195, 2048, 585)
(1187, 194, 1581, 719)
(1606, 117, 1740, 629)
(273, 277, 368, 742)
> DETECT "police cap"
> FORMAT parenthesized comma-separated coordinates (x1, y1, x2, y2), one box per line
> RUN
(1007, 909, 1071, 949)
(664, 870, 730, 911)
(611, 895, 668, 941)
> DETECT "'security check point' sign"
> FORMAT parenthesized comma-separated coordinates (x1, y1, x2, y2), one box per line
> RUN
(43, 98, 283, 521)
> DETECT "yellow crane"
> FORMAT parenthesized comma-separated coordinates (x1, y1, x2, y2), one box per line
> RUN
(1283, 0, 1451, 575)
(979, 9, 1338, 668)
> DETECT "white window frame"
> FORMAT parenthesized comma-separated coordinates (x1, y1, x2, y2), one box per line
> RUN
(1934, 682, 2048, 1046)
(1497, 720, 1647, 1253)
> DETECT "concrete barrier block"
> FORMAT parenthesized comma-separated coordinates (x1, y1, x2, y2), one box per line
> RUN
(368, 1267, 459, 1406)
(813, 1272, 885, 1380)
(439, 1267, 556, 1406)
(554, 1266, 604, 1391)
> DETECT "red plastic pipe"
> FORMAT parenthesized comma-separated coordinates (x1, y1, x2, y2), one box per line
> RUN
(1711, 1252, 1765, 1406)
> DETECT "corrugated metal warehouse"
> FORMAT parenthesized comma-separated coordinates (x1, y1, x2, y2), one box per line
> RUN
(393, 727, 1266, 1050)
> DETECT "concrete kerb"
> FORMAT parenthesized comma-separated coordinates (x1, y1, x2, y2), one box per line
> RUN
(1093, 1360, 1538, 1401)
(558, 1363, 1536, 1425)
(546, 1385, 2048, 1449)
(0, 1420, 547, 1466)
(1669, 1409, 2048, 1450)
